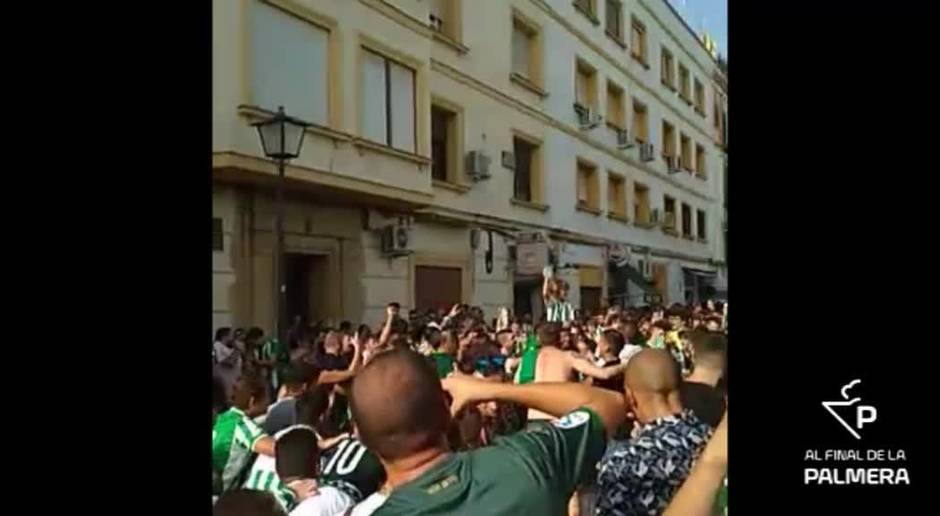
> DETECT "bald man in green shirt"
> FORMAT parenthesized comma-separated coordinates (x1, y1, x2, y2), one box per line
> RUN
(348, 348, 626, 516)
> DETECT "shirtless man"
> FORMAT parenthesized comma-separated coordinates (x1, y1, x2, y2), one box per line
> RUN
(515, 322, 629, 421)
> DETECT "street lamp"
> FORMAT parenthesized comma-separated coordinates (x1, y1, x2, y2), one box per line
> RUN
(252, 106, 310, 347)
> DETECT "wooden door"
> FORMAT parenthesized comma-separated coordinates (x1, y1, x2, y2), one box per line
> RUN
(415, 266, 462, 313)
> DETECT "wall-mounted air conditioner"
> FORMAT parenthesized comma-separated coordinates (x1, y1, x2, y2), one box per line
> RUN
(465, 151, 492, 181)
(380, 221, 412, 257)
(616, 128, 634, 149)
(574, 102, 602, 129)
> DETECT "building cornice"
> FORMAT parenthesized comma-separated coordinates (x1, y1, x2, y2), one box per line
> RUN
(415, 205, 718, 266)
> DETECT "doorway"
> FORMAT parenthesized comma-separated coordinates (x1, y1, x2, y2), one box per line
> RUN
(285, 253, 329, 326)
(513, 278, 542, 322)
(580, 287, 602, 316)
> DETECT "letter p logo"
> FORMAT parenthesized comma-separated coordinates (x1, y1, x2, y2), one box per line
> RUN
(856, 405, 877, 429)
(823, 379, 876, 440)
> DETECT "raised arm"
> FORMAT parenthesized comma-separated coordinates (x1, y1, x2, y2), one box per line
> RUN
(318, 337, 362, 385)
(442, 375, 626, 438)
(441, 303, 461, 329)
(378, 305, 396, 347)
(542, 270, 554, 301)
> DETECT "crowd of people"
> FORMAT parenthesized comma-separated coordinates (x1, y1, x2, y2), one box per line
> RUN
(212, 269, 729, 516)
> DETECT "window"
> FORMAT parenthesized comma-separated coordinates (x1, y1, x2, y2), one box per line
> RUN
(608, 173, 626, 219)
(694, 79, 705, 114)
(663, 195, 677, 232)
(605, 0, 623, 40)
(697, 209, 707, 240)
(251, 1, 329, 125)
(576, 160, 599, 212)
(573, 0, 596, 20)
(680, 133, 692, 171)
(575, 59, 598, 109)
(632, 100, 648, 143)
(681, 203, 692, 237)
(513, 137, 538, 202)
(713, 92, 721, 130)
(661, 48, 675, 89)
(634, 183, 650, 224)
(431, 105, 456, 182)
(714, 90, 727, 145)
(630, 17, 647, 65)
(606, 81, 625, 129)
(678, 63, 690, 101)
(695, 144, 706, 178)
(511, 16, 541, 88)
(361, 48, 416, 152)
(662, 120, 676, 161)
(212, 217, 224, 252)
(429, 0, 460, 42)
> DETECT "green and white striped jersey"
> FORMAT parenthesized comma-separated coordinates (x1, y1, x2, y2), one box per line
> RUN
(256, 338, 289, 389)
(241, 425, 316, 512)
(545, 299, 575, 323)
(212, 407, 266, 494)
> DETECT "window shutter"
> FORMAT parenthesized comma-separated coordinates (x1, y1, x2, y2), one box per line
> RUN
(251, 2, 329, 124)
(389, 62, 415, 152)
(512, 26, 530, 77)
(361, 50, 388, 144)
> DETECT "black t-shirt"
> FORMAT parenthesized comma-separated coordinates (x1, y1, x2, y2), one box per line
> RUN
(679, 381, 725, 428)
(319, 436, 385, 502)
(313, 352, 354, 434)
(315, 352, 349, 372)
(262, 397, 296, 436)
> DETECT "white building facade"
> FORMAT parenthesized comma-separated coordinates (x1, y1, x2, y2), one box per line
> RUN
(212, 0, 728, 332)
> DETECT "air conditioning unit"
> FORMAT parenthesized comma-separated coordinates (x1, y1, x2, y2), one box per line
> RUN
(663, 212, 677, 230)
(616, 128, 634, 149)
(666, 155, 681, 174)
(501, 150, 515, 170)
(465, 151, 492, 181)
(639, 143, 655, 162)
(380, 222, 412, 257)
(574, 102, 602, 129)
(429, 14, 443, 33)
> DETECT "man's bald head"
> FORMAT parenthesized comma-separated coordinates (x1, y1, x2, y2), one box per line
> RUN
(349, 348, 449, 461)
(624, 349, 681, 395)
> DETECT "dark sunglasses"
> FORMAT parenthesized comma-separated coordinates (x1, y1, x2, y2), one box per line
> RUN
(474, 355, 507, 373)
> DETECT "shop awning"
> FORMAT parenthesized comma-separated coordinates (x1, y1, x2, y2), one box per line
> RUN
(683, 267, 718, 278)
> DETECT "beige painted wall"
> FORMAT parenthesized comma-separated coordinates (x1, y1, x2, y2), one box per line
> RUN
(213, 184, 365, 333)
(211, 0, 728, 331)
